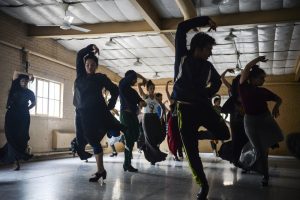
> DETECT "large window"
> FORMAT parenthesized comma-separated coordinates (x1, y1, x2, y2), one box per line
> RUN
(28, 77, 63, 118)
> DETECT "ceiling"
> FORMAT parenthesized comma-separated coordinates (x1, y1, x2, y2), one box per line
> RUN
(1, 0, 300, 79)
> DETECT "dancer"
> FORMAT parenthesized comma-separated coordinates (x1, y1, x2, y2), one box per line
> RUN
(165, 80, 183, 161)
(138, 80, 168, 165)
(0, 72, 35, 170)
(155, 93, 168, 140)
(119, 70, 147, 172)
(210, 95, 222, 156)
(219, 69, 248, 167)
(73, 44, 125, 182)
(239, 56, 284, 186)
(172, 16, 230, 200)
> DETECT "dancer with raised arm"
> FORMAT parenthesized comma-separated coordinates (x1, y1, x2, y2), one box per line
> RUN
(0, 72, 35, 170)
(119, 70, 147, 172)
(73, 44, 125, 182)
(239, 56, 284, 186)
(172, 16, 230, 200)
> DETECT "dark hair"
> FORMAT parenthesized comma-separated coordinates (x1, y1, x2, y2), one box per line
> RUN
(146, 80, 155, 90)
(84, 53, 98, 66)
(213, 97, 221, 104)
(155, 93, 162, 98)
(125, 70, 137, 78)
(8, 74, 30, 100)
(190, 32, 216, 54)
(249, 65, 266, 80)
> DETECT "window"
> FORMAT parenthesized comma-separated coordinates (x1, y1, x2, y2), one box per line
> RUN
(28, 77, 63, 118)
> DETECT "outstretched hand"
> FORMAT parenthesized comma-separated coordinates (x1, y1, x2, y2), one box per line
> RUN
(272, 105, 280, 118)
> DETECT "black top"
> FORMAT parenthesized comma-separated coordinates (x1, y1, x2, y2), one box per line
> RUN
(7, 88, 35, 112)
(119, 73, 143, 114)
(172, 16, 221, 105)
(73, 45, 119, 110)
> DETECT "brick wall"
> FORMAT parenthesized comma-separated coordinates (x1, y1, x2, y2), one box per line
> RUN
(0, 11, 77, 152)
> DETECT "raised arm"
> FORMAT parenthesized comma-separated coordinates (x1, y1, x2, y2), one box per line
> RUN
(239, 56, 268, 84)
(174, 16, 216, 79)
(221, 68, 235, 90)
(137, 82, 147, 99)
(165, 80, 174, 104)
(76, 44, 99, 78)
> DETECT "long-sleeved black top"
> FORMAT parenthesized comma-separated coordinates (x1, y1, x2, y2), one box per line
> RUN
(119, 73, 143, 114)
(172, 16, 221, 105)
(73, 45, 119, 110)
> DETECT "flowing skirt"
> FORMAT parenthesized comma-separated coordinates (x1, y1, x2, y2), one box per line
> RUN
(142, 113, 167, 163)
(0, 109, 32, 163)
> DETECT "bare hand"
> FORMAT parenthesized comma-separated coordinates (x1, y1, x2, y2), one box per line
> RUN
(272, 106, 280, 118)
(257, 56, 268, 62)
(227, 68, 235, 73)
(92, 45, 99, 55)
(208, 19, 217, 31)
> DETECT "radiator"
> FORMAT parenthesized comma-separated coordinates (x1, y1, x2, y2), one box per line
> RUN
(52, 130, 75, 150)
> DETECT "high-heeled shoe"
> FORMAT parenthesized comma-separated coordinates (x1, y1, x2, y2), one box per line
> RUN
(109, 152, 118, 157)
(197, 184, 209, 200)
(123, 165, 138, 172)
(89, 170, 107, 182)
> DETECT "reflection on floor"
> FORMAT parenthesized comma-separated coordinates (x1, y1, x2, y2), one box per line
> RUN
(0, 152, 300, 200)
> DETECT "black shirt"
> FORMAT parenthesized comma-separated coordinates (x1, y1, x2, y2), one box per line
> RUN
(172, 16, 221, 105)
(119, 73, 143, 114)
(73, 45, 118, 110)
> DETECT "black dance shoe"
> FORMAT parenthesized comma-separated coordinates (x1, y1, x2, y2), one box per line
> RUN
(77, 150, 93, 161)
(109, 152, 118, 157)
(123, 165, 138, 172)
(197, 184, 209, 200)
(89, 170, 107, 182)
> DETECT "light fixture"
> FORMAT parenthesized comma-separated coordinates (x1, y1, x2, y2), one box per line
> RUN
(153, 72, 160, 78)
(225, 28, 237, 41)
(134, 58, 142, 66)
(235, 51, 242, 71)
(105, 37, 116, 46)
(212, 0, 232, 5)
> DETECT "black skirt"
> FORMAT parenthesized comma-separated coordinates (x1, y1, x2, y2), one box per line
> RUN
(142, 113, 167, 163)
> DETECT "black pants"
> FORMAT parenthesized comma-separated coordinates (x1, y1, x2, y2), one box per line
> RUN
(177, 103, 230, 186)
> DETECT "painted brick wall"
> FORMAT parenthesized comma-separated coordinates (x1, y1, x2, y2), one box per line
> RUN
(0, 11, 77, 152)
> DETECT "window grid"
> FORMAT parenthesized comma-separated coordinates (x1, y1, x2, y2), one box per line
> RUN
(28, 77, 63, 118)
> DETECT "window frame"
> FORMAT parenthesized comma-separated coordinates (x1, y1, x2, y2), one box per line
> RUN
(28, 76, 64, 118)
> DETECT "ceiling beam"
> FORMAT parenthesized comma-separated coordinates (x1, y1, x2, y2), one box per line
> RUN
(160, 33, 175, 52)
(28, 7, 300, 38)
(129, 0, 175, 52)
(295, 56, 300, 81)
(129, 0, 161, 31)
(175, 0, 197, 20)
(28, 21, 154, 38)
